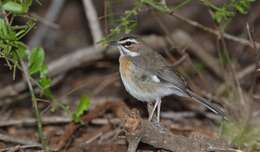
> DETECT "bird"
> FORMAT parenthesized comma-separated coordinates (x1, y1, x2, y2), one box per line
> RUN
(112, 35, 224, 123)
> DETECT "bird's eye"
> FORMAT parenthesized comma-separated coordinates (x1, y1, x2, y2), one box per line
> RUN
(124, 41, 132, 46)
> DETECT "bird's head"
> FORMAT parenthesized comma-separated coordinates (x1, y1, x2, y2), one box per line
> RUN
(114, 35, 142, 57)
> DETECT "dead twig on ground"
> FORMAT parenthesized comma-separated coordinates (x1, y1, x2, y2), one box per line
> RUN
(0, 116, 70, 128)
(93, 72, 119, 96)
(0, 133, 41, 147)
(0, 145, 41, 152)
(53, 99, 125, 151)
(124, 108, 230, 152)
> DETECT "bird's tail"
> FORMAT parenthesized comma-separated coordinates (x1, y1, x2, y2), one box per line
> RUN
(186, 89, 225, 117)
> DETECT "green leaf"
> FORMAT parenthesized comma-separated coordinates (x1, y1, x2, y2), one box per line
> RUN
(72, 96, 91, 123)
(0, 19, 17, 40)
(141, 0, 171, 13)
(39, 64, 48, 78)
(21, 0, 33, 13)
(2, 1, 25, 13)
(29, 48, 45, 75)
(39, 76, 53, 98)
(11, 41, 27, 59)
(39, 77, 51, 90)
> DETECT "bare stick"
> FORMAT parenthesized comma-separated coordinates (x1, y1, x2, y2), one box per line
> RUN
(170, 13, 260, 49)
(0, 116, 70, 127)
(237, 64, 255, 80)
(0, 133, 41, 146)
(246, 24, 260, 94)
(30, 13, 59, 29)
(124, 109, 231, 152)
(0, 145, 41, 152)
(171, 30, 223, 79)
(82, 0, 103, 45)
(28, 0, 66, 48)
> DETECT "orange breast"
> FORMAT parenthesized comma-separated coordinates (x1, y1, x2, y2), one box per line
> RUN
(119, 56, 132, 77)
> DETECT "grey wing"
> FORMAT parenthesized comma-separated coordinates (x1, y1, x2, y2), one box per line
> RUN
(130, 54, 188, 97)
(155, 67, 189, 96)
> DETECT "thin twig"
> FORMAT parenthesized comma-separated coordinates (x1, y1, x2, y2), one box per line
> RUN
(237, 64, 256, 80)
(93, 72, 119, 95)
(246, 24, 260, 94)
(170, 13, 260, 49)
(0, 133, 41, 146)
(82, 0, 103, 46)
(171, 30, 223, 79)
(30, 13, 59, 29)
(0, 145, 41, 152)
(161, 111, 221, 121)
(82, 132, 103, 145)
(28, 0, 66, 48)
(0, 116, 70, 128)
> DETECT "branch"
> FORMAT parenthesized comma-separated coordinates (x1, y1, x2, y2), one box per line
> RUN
(54, 99, 233, 152)
(246, 24, 260, 94)
(124, 110, 231, 152)
(170, 30, 223, 79)
(28, 0, 66, 48)
(0, 133, 41, 146)
(170, 13, 260, 49)
(82, 0, 103, 45)
(0, 116, 70, 128)
(0, 145, 41, 152)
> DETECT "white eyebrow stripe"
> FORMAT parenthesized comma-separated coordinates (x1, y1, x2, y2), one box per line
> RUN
(118, 39, 138, 44)
(119, 46, 140, 57)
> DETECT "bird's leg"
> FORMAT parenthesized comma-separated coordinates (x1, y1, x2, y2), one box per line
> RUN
(156, 98, 162, 123)
(148, 98, 160, 121)
(147, 102, 155, 121)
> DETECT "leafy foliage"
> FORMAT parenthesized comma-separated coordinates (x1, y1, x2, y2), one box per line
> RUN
(29, 48, 45, 75)
(0, 0, 32, 14)
(100, 0, 192, 45)
(201, 0, 255, 23)
(100, 1, 142, 46)
(72, 96, 91, 123)
(141, 0, 170, 13)
(0, 0, 54, 146)
(220, 120, 260, 150)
